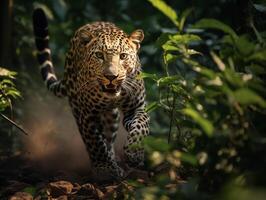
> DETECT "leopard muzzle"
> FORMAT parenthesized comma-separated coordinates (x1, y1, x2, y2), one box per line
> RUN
(98, 75, 124, 95)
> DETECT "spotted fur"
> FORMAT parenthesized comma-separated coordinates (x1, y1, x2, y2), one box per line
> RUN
(33, 8, 149, 178)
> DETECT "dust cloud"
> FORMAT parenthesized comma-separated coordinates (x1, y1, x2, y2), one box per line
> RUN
(21, 94, 126, 174)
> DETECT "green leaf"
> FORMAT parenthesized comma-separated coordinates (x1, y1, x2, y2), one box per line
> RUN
(187, 49, 202, 56)
(247, 50, 266, 62)
(157, 75, 180, 86)
(182, 58, 216, 79)
(156, 33, 173, 47)
(0, 67, 16, 78)
(181, 152, 198, 166)
(146, 102, 159, 113)
(183, 108, 214, 137)
(171, 84, 188, 96)
(223, 68, 244, 87)
(233, 88, 266, 108)
(144, 137, 171, 152)
(210, 51, 226, 71)
(235, 36, 255, 56)
(6, 90, 21, 98)
(250, 64, 266, 75)
(198, 67, 216, 79)
(164, 53, 179, 64)
(161, 34, 201, 58)
(194, 18, 238, 40)
(169, 34, 201, 44)
(0, 79, 15, 86)
(0, 100, 9, 111)
(179, 8, 193, 32)
(162, 42, 181, 52)
(148, 0, 179, 27)
(158, 34, 201, 50)
(138, 72, 158, 81)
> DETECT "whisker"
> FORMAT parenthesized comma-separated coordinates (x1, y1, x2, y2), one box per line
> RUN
(123, 80, 136, 97)
(77, 79, 97, 94)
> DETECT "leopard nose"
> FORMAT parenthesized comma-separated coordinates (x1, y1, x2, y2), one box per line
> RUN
(104, 75, 118, 82)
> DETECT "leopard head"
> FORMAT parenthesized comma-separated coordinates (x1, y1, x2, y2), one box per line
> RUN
(73, 23, 144, 96)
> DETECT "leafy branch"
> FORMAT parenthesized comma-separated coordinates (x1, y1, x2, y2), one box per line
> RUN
(0, 67, 26, 135)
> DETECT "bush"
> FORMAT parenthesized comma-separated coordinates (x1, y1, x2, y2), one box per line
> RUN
(127, 0, 266, 199)
(0, 67, 20, 112)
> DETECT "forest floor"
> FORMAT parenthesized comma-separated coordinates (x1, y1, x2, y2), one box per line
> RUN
(0, 153, 164, 200)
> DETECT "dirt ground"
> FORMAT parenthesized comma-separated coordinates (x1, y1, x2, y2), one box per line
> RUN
(0, 153, 153, 200)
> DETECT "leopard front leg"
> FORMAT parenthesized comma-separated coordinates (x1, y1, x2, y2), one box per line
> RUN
(123, 108, 150, 167)
(101, 108, 120, 152)
(77, 112, 124, 178)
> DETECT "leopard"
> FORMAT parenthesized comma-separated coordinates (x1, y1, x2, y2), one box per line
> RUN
(32, 8, 149, 178)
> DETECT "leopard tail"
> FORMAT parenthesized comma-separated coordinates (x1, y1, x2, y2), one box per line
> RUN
(32, 8, 66, 97)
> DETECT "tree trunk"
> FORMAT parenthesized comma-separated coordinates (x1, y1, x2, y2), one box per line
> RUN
(0, 0, 13, 67)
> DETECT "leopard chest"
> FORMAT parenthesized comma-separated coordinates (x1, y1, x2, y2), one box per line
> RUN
(69, 92, 119, 110)
(68, 86, 143, 115)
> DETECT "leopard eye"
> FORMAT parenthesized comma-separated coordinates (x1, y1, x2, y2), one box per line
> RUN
(120, 53, 128, 60)
(95, 52, 104, 59)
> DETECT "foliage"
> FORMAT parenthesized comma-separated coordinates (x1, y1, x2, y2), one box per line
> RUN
(129, 0, 266, 199)
(0, 67, 20, 112)
(147, 0, 179, 27)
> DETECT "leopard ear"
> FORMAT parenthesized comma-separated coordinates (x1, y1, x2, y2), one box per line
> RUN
(129, 29, 144, 48)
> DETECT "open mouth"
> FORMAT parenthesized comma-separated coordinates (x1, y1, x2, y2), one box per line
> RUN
(101, 83, 120, 94)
